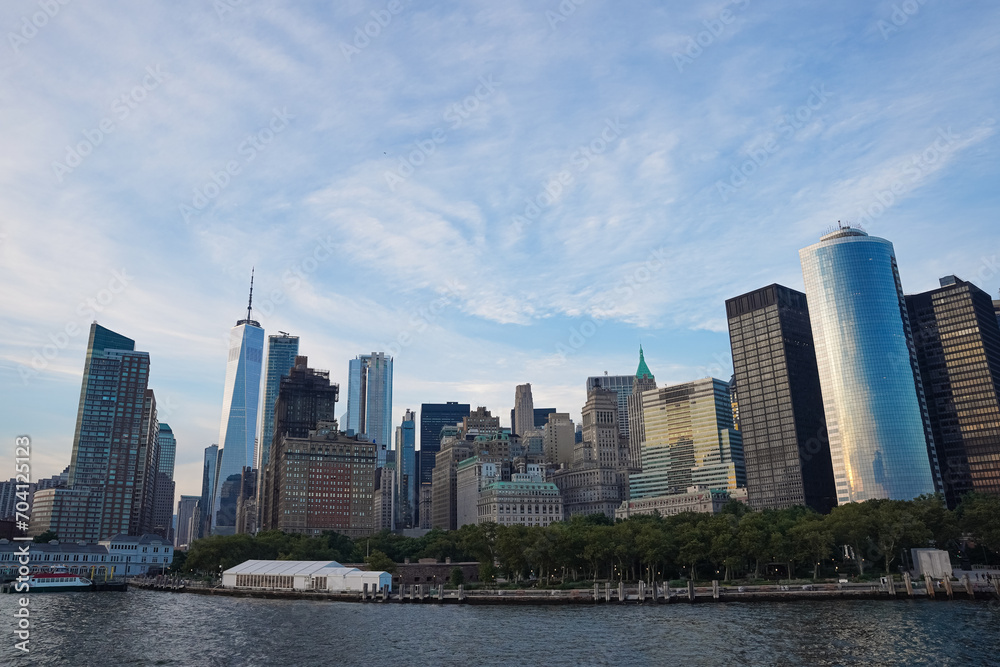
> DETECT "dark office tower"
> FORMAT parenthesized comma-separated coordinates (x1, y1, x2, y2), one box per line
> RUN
(726, 284, 836, 513)
(906, 276, 1000, 507)
(533, 408, 557, 429)
(199, 444, 220, 539)
(260, 333, 299, 469)
(418, 402, 471, 484)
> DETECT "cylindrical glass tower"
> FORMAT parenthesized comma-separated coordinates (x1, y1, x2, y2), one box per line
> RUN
(799, 227, 937, 504)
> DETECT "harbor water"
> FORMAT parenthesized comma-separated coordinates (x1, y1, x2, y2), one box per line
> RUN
(1, 590, 998, 665)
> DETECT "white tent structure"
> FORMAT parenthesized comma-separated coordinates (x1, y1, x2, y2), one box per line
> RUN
(222, 560, 392, 592)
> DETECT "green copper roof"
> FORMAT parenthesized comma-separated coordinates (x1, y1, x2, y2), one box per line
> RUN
(636, 345, 653, 379)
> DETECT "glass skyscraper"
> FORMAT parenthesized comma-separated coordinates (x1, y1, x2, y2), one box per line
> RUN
(346, 352, 393, 465)
(395, 409, 417, 528)
(629, 377, 746, 499)
(211, 290, 265, 535)
(800, 226, 938, 504)
(199, 444, 220, 539)
(259, 333, 299, 469)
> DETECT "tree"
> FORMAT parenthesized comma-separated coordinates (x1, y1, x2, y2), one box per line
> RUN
(449, 567, 465, 587)
(957, 492, 1000, 555)
(788, 516, 834, 580)
(365, 550, 397, 574)
(33, 530, 58, 544)
(167, 549, 189, 574)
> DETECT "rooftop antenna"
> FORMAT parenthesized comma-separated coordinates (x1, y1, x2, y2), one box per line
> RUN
(246, 267, 255, 322)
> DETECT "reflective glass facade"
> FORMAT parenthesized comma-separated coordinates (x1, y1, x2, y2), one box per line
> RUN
(346, 353, 393, 463)
(800, 228, 937, 504)
(260, 334, 299, 468)
(212, 320, 265, 535)
(629, 377, 746, 499)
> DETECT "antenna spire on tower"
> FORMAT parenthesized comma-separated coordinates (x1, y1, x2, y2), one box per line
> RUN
(247, 267, 255, 322)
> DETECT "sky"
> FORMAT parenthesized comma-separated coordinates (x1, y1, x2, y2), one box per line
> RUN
(2, 0, 999, 503)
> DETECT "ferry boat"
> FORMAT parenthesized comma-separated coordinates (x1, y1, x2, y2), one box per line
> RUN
(27, 566, 93, 592)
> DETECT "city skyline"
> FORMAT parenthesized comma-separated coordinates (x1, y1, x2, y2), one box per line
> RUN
(3, 2, 1000, 505)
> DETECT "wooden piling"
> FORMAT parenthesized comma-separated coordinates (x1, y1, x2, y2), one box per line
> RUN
(687, 580, 695, 602)
(903, 572, 913, 598)
(712, 580, 719, 600)
(943, 576, 953, 600)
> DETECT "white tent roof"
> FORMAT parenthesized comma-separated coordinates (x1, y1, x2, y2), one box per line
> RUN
(223, 560, 356, 576)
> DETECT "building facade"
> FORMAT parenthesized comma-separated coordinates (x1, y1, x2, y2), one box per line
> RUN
(477, 472, 563, 527)
(151, 423, 177, 541)
(262, 421, 377, 537)
(586, 374, 634, 440)
(906, 276, 1000, 507)
(212, 286, 265, 535)
(550, 465, 629, 520)
(629, 378, 746, 500)
(543, 412, 576, 466)
(726, 284, 837, 513)
(260, 333, 300, 468)
(0, 534, 173, 578)
(800, 226, 938, 503)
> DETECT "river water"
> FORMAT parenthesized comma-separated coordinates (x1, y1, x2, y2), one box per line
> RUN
(1, 590, 998, 665)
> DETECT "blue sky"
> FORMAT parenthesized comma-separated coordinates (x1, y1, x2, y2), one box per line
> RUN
(2, 0, 998, 500)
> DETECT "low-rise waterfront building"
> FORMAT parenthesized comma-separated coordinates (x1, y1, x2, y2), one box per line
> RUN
(615, 486, 748, 520)
(0, 533, 173, 578)
(222, 559, 391, 592)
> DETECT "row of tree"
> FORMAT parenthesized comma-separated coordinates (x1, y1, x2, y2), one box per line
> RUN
(175, 493, 1000, 584)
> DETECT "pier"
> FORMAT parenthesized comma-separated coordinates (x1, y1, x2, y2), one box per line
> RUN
(129, 573, 1000, 605)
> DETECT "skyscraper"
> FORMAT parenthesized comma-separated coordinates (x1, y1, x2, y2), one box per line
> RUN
(626, 346, 656, 470)
(513, 383, 534, 436)
(152, 423, 177, 541)
(260, 333, 299, 469)
(346, 352, 393, 463)
(395, 409, 417, 529)
(586, 374, 634, 441)
(726, 284, 836, 513)
(30, 323, 161, 542)
(907, 276, 1000, 507)
(800, 226, 938, 504)
(629, 378, 746, 500)
(175, 495, 200, 548)
(211, 277, 265, 535)
(199, 444, 220, 539)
